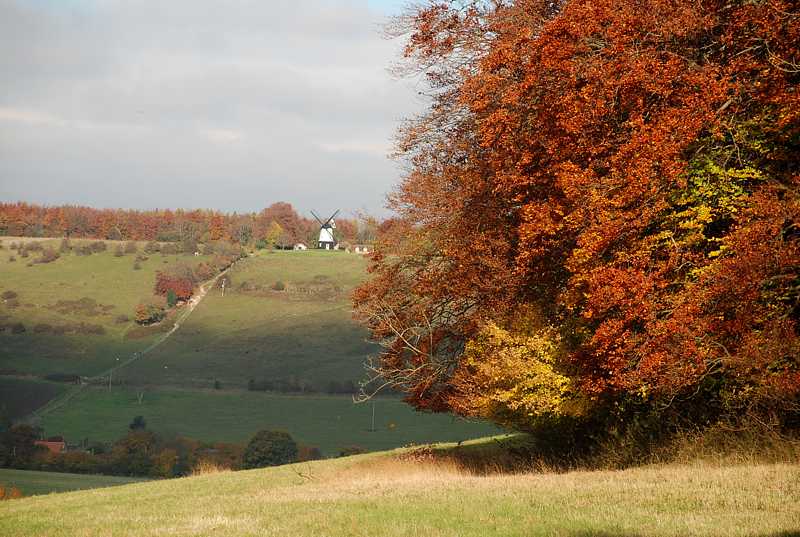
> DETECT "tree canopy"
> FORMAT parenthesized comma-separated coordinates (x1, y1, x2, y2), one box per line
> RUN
(355, 0, 799, 430)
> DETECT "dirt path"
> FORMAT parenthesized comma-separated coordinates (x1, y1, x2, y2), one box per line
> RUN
(25, 260, 239, 423)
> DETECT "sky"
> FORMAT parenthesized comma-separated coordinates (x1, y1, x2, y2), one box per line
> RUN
(0, 0, 419, 217)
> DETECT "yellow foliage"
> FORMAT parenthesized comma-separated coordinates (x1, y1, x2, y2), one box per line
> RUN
(451, 317, 579, 429)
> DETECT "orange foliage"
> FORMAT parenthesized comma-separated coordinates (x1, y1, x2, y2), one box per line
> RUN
(355, 0, 800, 420)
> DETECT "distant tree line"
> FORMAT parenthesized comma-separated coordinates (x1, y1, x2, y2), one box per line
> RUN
(0, 202, 380, 248)
(0, 417, 327, 479)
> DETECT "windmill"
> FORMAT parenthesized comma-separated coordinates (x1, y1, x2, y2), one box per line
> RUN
(311, 209, 340, 250)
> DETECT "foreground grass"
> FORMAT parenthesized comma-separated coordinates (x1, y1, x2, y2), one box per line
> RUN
(39, 386, 498, 455)
(0, 468, 146, 496)
(0, 451, 797, 536)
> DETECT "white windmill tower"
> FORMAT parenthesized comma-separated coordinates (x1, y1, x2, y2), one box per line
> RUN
(311, 209, 340, 250)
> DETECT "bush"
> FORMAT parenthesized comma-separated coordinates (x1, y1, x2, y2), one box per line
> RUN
(1, 290, 17, 300)
(35, 247, 60, 264)
(7, 256, 15, 263)
(89, 241, 106, 253)
(124, 241, 138, 254)
(75, 245, 93, 256)
(114, 245, 124, 257)
(9, 323, 25, 334)
(338, 445, 366, 458)
(242, 430, 298, 469)
(59, 238, 71, 253)
(272, 280, 285, 291)
(115, 314, 130, 324)
(143, 241, 160, 254)
(133, 261, 142, 270)
(166, 289, 177, 308)
(160, 243, 179, 255)
(297, 445, 323, 462)
(135, 298, 166, 325)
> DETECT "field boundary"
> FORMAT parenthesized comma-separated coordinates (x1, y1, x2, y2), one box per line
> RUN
(22, 260, 240, 423)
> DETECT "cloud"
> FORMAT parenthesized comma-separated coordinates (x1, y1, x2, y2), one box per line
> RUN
(0, 0, 420, 215)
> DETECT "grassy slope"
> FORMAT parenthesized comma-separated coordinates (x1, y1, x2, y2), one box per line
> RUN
(39, 386, 498, 455)
(0, 378, 67, 420)
(0, 238, 215, 377)
(0, 468, 146, 496)
(120, 250, 374, 388)
(0, 445, 797, 537)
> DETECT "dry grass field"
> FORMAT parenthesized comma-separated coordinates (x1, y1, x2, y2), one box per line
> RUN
(0, 444, 797, 537)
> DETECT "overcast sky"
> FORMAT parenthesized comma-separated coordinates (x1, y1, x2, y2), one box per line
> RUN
(0, 0, 420, 216)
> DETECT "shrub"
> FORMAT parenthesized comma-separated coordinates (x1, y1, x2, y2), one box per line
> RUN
(115, 314, 130, 324)
(114, 245, 124, 257)
(338, 445, 366, 458)
(10, 323, 25, 334)
(59, 238, 71, 253)
(19, 249, 28, 258)
(297, 445, 323, 462)
(242, 430, 298, 468)
(160, 243, 179, 255)
(35, 247, 60, 264)
(135, 298, 166, 325)
(124, 241, 138, 254)
(272, 280, 285, 291)
(1, 290, 17, 300)
(143, 241, 160, 254)
(166, 289, 177, 308)
(89, 241, 106, 253)
(9, 242, 18, 250)
(75, 245, 93, 256)
(0, 486, 23, 500)
(133, 261, 142, 270)
(8, 256, 15, 263)
(129, 416, 146, 430)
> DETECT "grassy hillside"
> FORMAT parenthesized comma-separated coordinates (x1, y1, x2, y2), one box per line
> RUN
(0, 378, 67, 420)
(0, 468, 146, 496)
(119, 250, 373, 389)
(0, 237, 215, 378)
(0, 442, 797, 536)
(39, 386, 498, 455)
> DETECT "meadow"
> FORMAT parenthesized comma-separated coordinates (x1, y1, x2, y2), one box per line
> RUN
(0, 468, 146, 496)
(0, 441, 797, 536)
(39, 386, 498, 455)
(118, 250, 375, 389)
(0, 237, 215, 378)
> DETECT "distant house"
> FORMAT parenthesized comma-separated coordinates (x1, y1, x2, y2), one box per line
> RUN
(35, 439, 66, 455)
(293, 243, 308, 251)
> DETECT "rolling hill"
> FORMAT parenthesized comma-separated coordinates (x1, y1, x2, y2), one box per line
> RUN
(1, 240, 496, 455)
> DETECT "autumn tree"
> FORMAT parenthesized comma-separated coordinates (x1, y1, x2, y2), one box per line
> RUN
(355, 0, 800, 429)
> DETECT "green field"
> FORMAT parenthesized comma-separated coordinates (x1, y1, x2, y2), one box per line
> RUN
(118, 251, 374, 389)
(0, 442, 797, 536)
(0, 237, 216, 378)
(39, 386, 498, 455)
(1, 244, 498, 462)
(0, 468, 147, 496)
